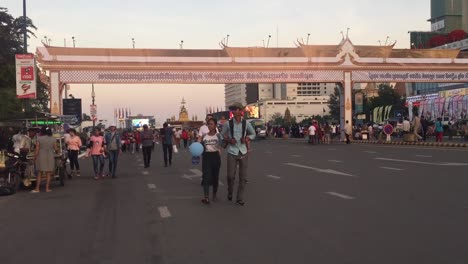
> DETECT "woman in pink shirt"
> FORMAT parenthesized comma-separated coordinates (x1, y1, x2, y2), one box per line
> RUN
(67, 128, 82, 177)
(87, 128, 105, 180)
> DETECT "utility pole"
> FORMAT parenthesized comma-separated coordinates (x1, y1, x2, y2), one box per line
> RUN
(23, 0, 27, 53)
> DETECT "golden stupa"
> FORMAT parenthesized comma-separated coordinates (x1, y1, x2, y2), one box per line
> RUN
(178, 98, 189, 122)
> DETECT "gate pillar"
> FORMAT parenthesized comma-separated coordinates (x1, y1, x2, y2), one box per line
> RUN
(49, 71, 61, 115)
(343, 71, 353, 129)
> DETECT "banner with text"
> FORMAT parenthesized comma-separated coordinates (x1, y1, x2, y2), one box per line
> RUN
(60, 70, 344, 84)
(15, 54, 37, 99)
(353, 71, 468, 82)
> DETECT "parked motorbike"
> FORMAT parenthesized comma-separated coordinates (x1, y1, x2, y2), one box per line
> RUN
(0, 152, 21, 195)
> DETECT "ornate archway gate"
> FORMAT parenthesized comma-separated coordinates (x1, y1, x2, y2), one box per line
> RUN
(37, 38, 468, 127)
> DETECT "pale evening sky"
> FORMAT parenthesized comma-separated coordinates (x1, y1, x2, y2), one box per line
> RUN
(3, 0, 430, 125)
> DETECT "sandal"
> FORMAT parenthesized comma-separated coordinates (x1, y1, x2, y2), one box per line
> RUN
(236, 200, 245, 206)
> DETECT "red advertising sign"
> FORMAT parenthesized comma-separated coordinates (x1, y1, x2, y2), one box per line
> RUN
(15, 53, 36, 99)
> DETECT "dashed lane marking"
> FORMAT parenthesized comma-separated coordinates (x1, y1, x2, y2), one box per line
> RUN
(285, 163, 356, 177)
(158, 206, 172, 218)
(266, 175, 281, 180)
(415, 155, 432, 158)
(326, 192, 355, 200)
(375, 157, 468, 166)
(380, 167, 405, 171)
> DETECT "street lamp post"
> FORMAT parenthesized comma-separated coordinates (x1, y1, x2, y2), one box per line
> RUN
(23, 0, 27, 53)
(91, 84, 96, 128)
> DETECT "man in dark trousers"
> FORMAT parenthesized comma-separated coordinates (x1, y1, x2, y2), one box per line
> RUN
(160, 123, 175, 167)
(140, 124, 154, 168)
(220, 102, 256, 206)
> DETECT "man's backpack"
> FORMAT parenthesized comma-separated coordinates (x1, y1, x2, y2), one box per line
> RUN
(223, 119, 247, 148)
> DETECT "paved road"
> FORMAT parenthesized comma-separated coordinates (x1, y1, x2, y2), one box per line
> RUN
(1, 140, 467, 264)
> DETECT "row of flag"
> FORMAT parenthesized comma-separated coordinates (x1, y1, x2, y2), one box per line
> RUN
(205, 106, 224, 114)
(114, 108, 132, 119)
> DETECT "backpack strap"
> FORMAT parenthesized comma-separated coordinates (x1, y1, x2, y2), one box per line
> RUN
(228, 119, 248, 138)
(242, 119, 247, 137)
(229, 119, 234, 139)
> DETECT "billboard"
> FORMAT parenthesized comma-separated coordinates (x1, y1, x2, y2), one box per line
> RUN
(62, 99, 82, 124)
(132, 119, 149, 128)
(15, 54, 37, 99)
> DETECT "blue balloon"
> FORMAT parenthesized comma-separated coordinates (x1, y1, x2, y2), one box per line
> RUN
(189, 142, 204, 156)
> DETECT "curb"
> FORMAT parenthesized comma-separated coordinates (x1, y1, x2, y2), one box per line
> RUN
(352, 140, 468, 148)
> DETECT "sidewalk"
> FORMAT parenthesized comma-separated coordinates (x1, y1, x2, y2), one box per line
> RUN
(269, 136, 468, 148)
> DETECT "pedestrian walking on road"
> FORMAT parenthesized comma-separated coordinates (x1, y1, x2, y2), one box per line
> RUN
(88, 128, 106, 180)
(435, 118, 444, 142)
(67, 128, 82, 177)
(221, 102, 256, 206)
(32, 127, 58, 193)
(160, 123, 175, 167)
(140, 124, 154, 168)
(344, 120, 352, 144)
(104, 124, 121, 178)
(199, 118, 222, 204)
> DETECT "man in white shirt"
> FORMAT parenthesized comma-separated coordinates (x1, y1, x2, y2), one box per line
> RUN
(198, 114, 214, 140)
(308, 124, 316, 144)
(402, 118, 411, 133)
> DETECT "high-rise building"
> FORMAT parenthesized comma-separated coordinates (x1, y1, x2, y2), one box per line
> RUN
(408, 0, 468, 96)
(225, 82, 334, 108)
(225, 83, 247, 109)
(429, 0, 463, 33)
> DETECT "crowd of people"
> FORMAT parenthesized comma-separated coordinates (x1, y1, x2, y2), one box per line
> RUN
(0, 102, 258, 204)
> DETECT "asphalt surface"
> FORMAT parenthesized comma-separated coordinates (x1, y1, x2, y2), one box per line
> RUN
(1, 139, 467, 264)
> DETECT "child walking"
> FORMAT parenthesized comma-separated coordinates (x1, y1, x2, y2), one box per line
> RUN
(199, 118, 222, 204)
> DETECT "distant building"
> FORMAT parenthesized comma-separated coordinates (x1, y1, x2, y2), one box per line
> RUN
(256, 96, 329, 123)
(408, 0, 468, 95)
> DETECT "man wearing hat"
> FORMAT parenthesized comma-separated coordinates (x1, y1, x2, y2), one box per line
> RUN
(221, 102, 256, 206)
(104, 124, 121, 178)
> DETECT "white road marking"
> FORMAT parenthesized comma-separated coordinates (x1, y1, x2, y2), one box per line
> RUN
(364, 151, 377, 154)
(328, 160, 343, 163)
(380, 166, 405, 171)
(266, 175, 281, 180)
(189, 169, 203, 176)
(326, 192, 355, 200)
(415, 155, 432, 158)
(147, 183, 156, 189)
(142, 171, 149, 175)
(158, 206, 172, 218)
(182, 169, 203, 180)
(285, 163, 356, 177)
(375, 157, 468, 166)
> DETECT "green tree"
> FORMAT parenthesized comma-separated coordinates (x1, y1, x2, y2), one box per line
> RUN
(270, 112, 283, 126)
(0, 7, 46, 120)
(284, 108, 292, 127)
(327, 86, 340, 121)
(366, 84, 405, 118)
